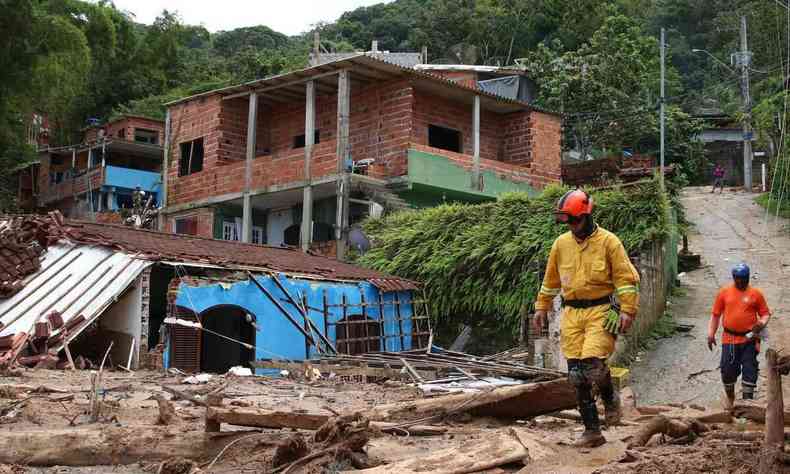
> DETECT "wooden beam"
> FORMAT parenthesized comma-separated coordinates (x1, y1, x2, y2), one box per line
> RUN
(242, 92, 257, 243)
(222, 70, 346, 101)
(301, 81, 315, 252)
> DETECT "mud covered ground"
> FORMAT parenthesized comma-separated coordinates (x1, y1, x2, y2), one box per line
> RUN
(630, 187, 790, 406)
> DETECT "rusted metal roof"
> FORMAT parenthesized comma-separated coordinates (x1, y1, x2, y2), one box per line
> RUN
(60, 220, 418, 289)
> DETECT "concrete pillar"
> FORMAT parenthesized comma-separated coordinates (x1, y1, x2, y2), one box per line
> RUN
(335, 70, 351, 260)
(472, 94, 481, 190)
(159, 110, 170, 230)
(242, 92, 258, 243)
(301, 81, 316, 252)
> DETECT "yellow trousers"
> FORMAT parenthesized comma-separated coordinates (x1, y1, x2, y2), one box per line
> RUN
(560, 305, 616, 359)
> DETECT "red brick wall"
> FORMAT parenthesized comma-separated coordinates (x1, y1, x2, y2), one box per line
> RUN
(84, 116, 165, 145)
(411, 89, 504, 162)
(165, 81, 563, 207)
(166, 207, 215, 238)
(502, 111, 531, 167)
(166, 81, 415, 206)
(527, 111, 562, 188)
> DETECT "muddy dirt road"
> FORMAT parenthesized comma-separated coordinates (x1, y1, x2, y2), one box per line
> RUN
(630, 186, 790, 405)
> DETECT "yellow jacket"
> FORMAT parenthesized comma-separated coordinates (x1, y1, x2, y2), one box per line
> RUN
(535, 227, 640, 315)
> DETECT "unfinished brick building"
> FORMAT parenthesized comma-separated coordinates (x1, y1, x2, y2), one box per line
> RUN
(162, 54, 561, 258)
(26, 115, 165, 220)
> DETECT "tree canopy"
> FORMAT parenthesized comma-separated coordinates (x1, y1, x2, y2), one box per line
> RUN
(5, 0, 790, 209)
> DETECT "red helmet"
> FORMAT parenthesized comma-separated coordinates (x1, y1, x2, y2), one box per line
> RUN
(555, 189, 593, 223)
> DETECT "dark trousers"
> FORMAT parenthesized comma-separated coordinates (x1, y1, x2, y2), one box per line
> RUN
(721, 341, 759, 395)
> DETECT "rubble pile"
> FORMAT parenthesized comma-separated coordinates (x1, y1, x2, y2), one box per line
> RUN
(0, 212, 66, 299)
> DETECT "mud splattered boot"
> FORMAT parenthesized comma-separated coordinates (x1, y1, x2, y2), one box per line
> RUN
(603, 390, 622, 426)
(722, 383, 736, 410)
(596, 366, 621, 426)
(574, 388, 606, 448)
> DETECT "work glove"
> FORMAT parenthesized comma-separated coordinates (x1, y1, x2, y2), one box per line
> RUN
(604, 309, 620, 335)
(751, 322, 765, 334)
(707, 335, 717, 351)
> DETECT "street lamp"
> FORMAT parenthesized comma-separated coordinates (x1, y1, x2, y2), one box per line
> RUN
(691, 48, 736, 74)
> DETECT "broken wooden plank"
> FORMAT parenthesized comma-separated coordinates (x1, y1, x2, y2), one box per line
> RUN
(206, 407, 446, 436)
(362, 378, 576, 422)
(352, 429, 528, 473)
(0, 427, 266, 466)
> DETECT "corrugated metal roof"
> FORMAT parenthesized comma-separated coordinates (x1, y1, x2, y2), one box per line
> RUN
(164, 53, 559, 116)
(0, 244, 151, 346)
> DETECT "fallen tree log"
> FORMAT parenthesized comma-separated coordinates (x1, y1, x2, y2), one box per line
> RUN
(732, 402, 790, 426)
(360, 378, 576, 421)
(628, 415, 708, 448)
(0, 427, 265, 466)
(206, 407, 446, 436)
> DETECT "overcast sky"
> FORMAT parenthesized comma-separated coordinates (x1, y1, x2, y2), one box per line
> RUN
(108, 0, 392, 35)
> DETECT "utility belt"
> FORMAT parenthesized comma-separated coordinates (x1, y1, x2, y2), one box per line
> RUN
(562, 295, 612, 309)
(723, 327, 751, 337)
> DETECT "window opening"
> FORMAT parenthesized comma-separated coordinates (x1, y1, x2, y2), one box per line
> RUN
(293, 130, 320, 149)
(134, 128, 159, 144)
(179, 138, 204, 176)
(175, 217, 198, 235)
(428, 124, 462, 153)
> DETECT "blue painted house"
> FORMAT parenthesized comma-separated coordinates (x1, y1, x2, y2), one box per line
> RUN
(166, 272, 426, 374)
(56, 220, 425, 374)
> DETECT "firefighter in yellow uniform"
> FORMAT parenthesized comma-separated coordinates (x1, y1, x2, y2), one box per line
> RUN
(533, 189, 640, 448)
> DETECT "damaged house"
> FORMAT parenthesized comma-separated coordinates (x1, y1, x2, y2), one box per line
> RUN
(0, 214, 423, 374)
(17, 115, 165, 221)
(162, 53, 562, 259)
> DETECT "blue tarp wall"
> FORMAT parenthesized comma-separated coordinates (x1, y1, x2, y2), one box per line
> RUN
(163, 273, 416, 373)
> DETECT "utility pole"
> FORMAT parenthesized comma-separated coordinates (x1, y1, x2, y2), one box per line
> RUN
(659, 27, 666, 190)
(739, 15, 754, 192)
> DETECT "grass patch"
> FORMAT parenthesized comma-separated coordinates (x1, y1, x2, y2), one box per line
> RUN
(755, 193, 790, 219)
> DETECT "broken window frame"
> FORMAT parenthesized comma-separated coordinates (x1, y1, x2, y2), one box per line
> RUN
(178, 138, 204, 176)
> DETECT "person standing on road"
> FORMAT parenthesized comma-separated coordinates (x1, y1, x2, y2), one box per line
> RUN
(533, 189, 641, 448)
(712, 164, 725, 193)
(707, 263, 771, 404)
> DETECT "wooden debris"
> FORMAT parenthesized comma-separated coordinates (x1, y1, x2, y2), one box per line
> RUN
(256, 349, 563, 384)
(0, 427, 268, 466)
(731, 402, 790, 426)
(628, 415, 708, 448)
(205, 407, 446, 436)
(273, 434, 309, 468)
(760, 348, 786, 474)
(155, 395, 175, 425)
(362, 378, 576, 422)
(354, 429, 529, 474)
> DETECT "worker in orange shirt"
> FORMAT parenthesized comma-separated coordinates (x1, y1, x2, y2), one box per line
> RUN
(708, 263, 771, 404)
(533, 189, 640, 448)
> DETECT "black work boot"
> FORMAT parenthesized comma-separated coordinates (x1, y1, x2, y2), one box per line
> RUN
(596, 367, 621, 426)
(574, 387, 606, 448)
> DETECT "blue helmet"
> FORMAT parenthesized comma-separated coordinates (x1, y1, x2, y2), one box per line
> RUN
(732, 263, 750, 280)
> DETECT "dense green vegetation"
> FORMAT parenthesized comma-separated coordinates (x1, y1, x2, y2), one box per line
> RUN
(4, 0, 790, 210)
(358, 179, 673, 333)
